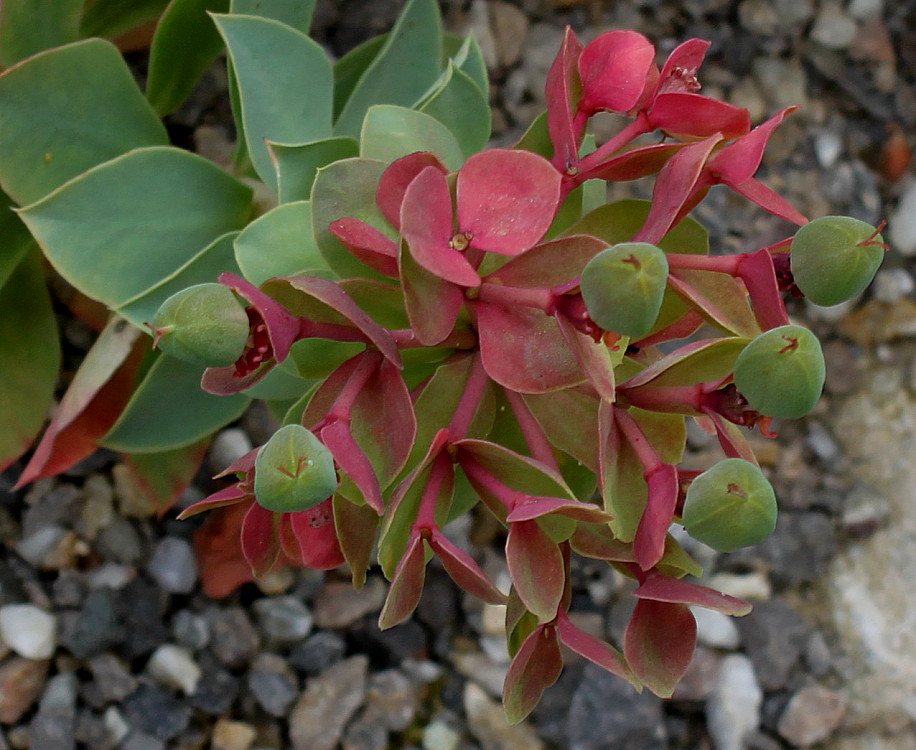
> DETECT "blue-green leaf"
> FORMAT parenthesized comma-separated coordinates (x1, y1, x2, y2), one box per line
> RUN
(360, 105, 463, 170)
(267, 136, 359, 204)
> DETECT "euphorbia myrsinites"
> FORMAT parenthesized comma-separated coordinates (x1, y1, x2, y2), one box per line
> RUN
(154, 26, 885, 721)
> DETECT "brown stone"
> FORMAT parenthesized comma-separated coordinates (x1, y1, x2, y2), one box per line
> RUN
(0, 657, 49, 724)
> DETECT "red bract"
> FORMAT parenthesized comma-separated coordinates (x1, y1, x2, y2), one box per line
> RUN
(576, 30, 656, 118)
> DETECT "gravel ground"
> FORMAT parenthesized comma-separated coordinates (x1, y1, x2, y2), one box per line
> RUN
(1, 1, 915, 749)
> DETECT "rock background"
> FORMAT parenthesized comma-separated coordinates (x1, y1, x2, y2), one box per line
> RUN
(2, 1, 915, 749)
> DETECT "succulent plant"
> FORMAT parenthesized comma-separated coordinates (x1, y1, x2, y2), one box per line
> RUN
(790, 215, 886, 306)
(733, 324, 825, 419)
(253, 424, 337, 512)
(681, 457, 777, 552)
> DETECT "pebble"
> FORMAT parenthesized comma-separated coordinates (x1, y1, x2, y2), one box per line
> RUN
(777, 685, 847, 746)
(96, 517, 145, 564)
(706, 654, 762, 750)
(889, 180, 916, 257)
(205, 607, 260, 668)
(342, 712, 388, 750)
(706, 572, 772, 601)
(122, 683, 192, 741)
(246, 653, 299, 717)
(464, 0, 498, 70)
(422, 718, 462, 750)
(85, 563, 135, 590)
(146, 644, 201, 695)
(312, 579, 386, 629)
(119, 580, 169, 659)
(29, 672, 77, 750)
(190, 653, 239, 715)
(692, 607, 742, 650)
(208, 428, 253, 475)
(146, 537, 198, 595)
(289, 630, 347, 675)
(210, 719, 256, 750)
(253, 595, 313, 643)
(464, 681, 544, 750)
(84, 653, 138, 706)
(0, 604, 56, 659)
(171, 610, 210, 652)
(872, 268, 915, 304)
(364, 669, 419, 731)
(671, 647, 721, 702)
(120, 732, 165, 750)
(288, 655, 368, 750)
(104, 706, 130, 746)
(489, 0, 529, 68)
(0, 656, 49, 723)
(813, 130, 844, 168)
(809, 3, 859, 50)
(453, 651, 508, 698)
(567, 663, 667, 749)
(848, 0, 883, 19)
(735, 600, 809, 690)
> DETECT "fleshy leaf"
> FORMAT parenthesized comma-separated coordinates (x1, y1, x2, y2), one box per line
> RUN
(193, 502, 255, 598)
(267, 136, 359, 204)
(708, 107, 796, 186)
(649, 93, 750, 140)
(146, 0, 230, 116)
(0, 0, 82, 66)
(0, 39, 168, 206)
(633, 463, 679, 571)
(545, 26, 584, 169)
(119, 439, 209, 516)
(456, 149, 561, 255)
(240, 500, 280, 577)
(503, 623, 563, 725)
(665, 269, 760, 339)
(16, 315, 143, 485)
(399, 239, 465, 346)
(506, 520, 564, 621)
(506, 496, 612, 524)
(419, 62, 491, 158)
(621, 338, 749, 390)
(522, 389, 600, 471)
(177, 483, 248, 519)
(376, 151, 447, 231)
(475, 301, 584, 393)
(0, 250, 60, 472)
(333, 0, 442, 138)
(235, 201, 330, 285)
(361, 104, 463, 171)
(401, 166, 480, 287)
(577, 30, 655, 115)
(556, 615, 633, 682)
(623, 599, 696, 698)
(229, 0, 316, 30)
(569, 522, 635, 562)
(101, 354, 249, 452)
(332, 495, 379, 589)
(328, 217, 399, 278)
(19, 147, 252, 312)
(320, 421, 383, 514)
(428, 528, 506, 604)
(485, 234, 607, 288)
(213, 13, 332, 191)
(633, 571, 752, 616)
(287, 497, 345, 569)
(378, 533, 427, 629)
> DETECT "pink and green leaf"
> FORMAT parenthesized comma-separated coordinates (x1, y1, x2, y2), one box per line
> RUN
(399, 240, 465, 346)
(506, 519, 564, 621)
(241, 501, 281, 578)
(332, 494, 379, 589)
(376, 151, 447, 230)
(327, 217, 399, 278)
(633, 571, 751, 616)
(378, 533, 427, 629)
(119, 438, 210, 517)
(623, 599, 696, 698)
(545, 26, 584, 169)
(503, 623, 563, 725)
(484, 234, 606, 288)
(428, 528, 507, 604)
(556, 615, 634, 684)
(287, 497, 345, 570)
(634, 463, 679, 571)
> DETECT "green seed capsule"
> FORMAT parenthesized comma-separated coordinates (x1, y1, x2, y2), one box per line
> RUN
(682, 458, 777, 552)
(579, 242, 669, 338)
(790, 216, 885, 306)
(733, 324, 825, 419)
(254, 425, 338, 513)
(150, 283, 250, 367)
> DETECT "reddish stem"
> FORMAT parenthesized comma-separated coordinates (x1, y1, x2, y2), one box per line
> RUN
(621, 384, 704, 414)
(476, 282, 555, 312)
(665, 253, 741, 275)
(575, 112, 652, 178)
(503, 389, 560, 472)
(414, 453, 451, 529)
(613, 407, 664, 474)
(448, 354, 489, 438)
(459, 457, 519, 511)
(320, 351, 381, 425)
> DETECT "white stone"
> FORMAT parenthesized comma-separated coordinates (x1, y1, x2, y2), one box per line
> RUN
(707, 654, 762, 750)
(813, 130, 843, 168)
(706, 571, 772, 601)
(809, 3, 859, 49)
(873, 268, 915, 303)
(890, 180, 916, 257)
(208, 427, 253, 474)
(423, 719, 461, 750)
(691, 607, 741, 650)
(848, 0, 883, 20)
(0, 604, 57, 659)
(146, 644, 201, 695)
(103, 706, 130, 745)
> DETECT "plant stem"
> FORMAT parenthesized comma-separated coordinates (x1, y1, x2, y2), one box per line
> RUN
(621, 383, 704, 414)
(323, 351, 381, 424)
(503, 388, 560, 471)
(414, 453, 450, 528)
(665, 253, 741, 274)
(476, 283, 554, 312)
(613, 407, 664, 474)
(448, 354, 489, 438)
(576, 112, 652, 177)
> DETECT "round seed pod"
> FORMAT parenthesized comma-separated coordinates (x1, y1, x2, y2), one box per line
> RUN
(254, 425, 338, 513)
(682, 457, 777, 552)
(790, 216, 885, 306)
(733, 324, 824, 419)
(579, 242, 669, 338)
(150, 283, 249, 367)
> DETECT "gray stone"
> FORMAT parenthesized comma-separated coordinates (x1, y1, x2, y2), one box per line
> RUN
(313, 579, 385, 629)
(190, 653, 239, 715)
(253, 595, 313, 643)
(206, 607, 260, 668)
(84, 653, 138, 707)
(890, 180, 916, 256)
(208, 428, 253, 474)
(672, 646, 721, 702)
(873, 268, 915, 304)
(96, 517, 145, 564)
(707, 654, 762, 750)
(62, 588, 123, 659)
(736, 600, 809, 690)
(146, 537, 197, 595)
(171, 610, 210, 651)
(566, 663, 666, 750)
(289, 656, 369, 750)
(777, 685, 847, 746)
(122, 683, 191, 741)
(692, 607, 741, 650)
(29, 673, 77, 750)
(809, 3, 859, 50)
(289, 630, 347, 675)
(342, 713, 388, 750)
(247, 653, 299, 717)
(364, 669, 419, 731)
(0, 604, 56, 659)
(119, 580, 169, 659)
